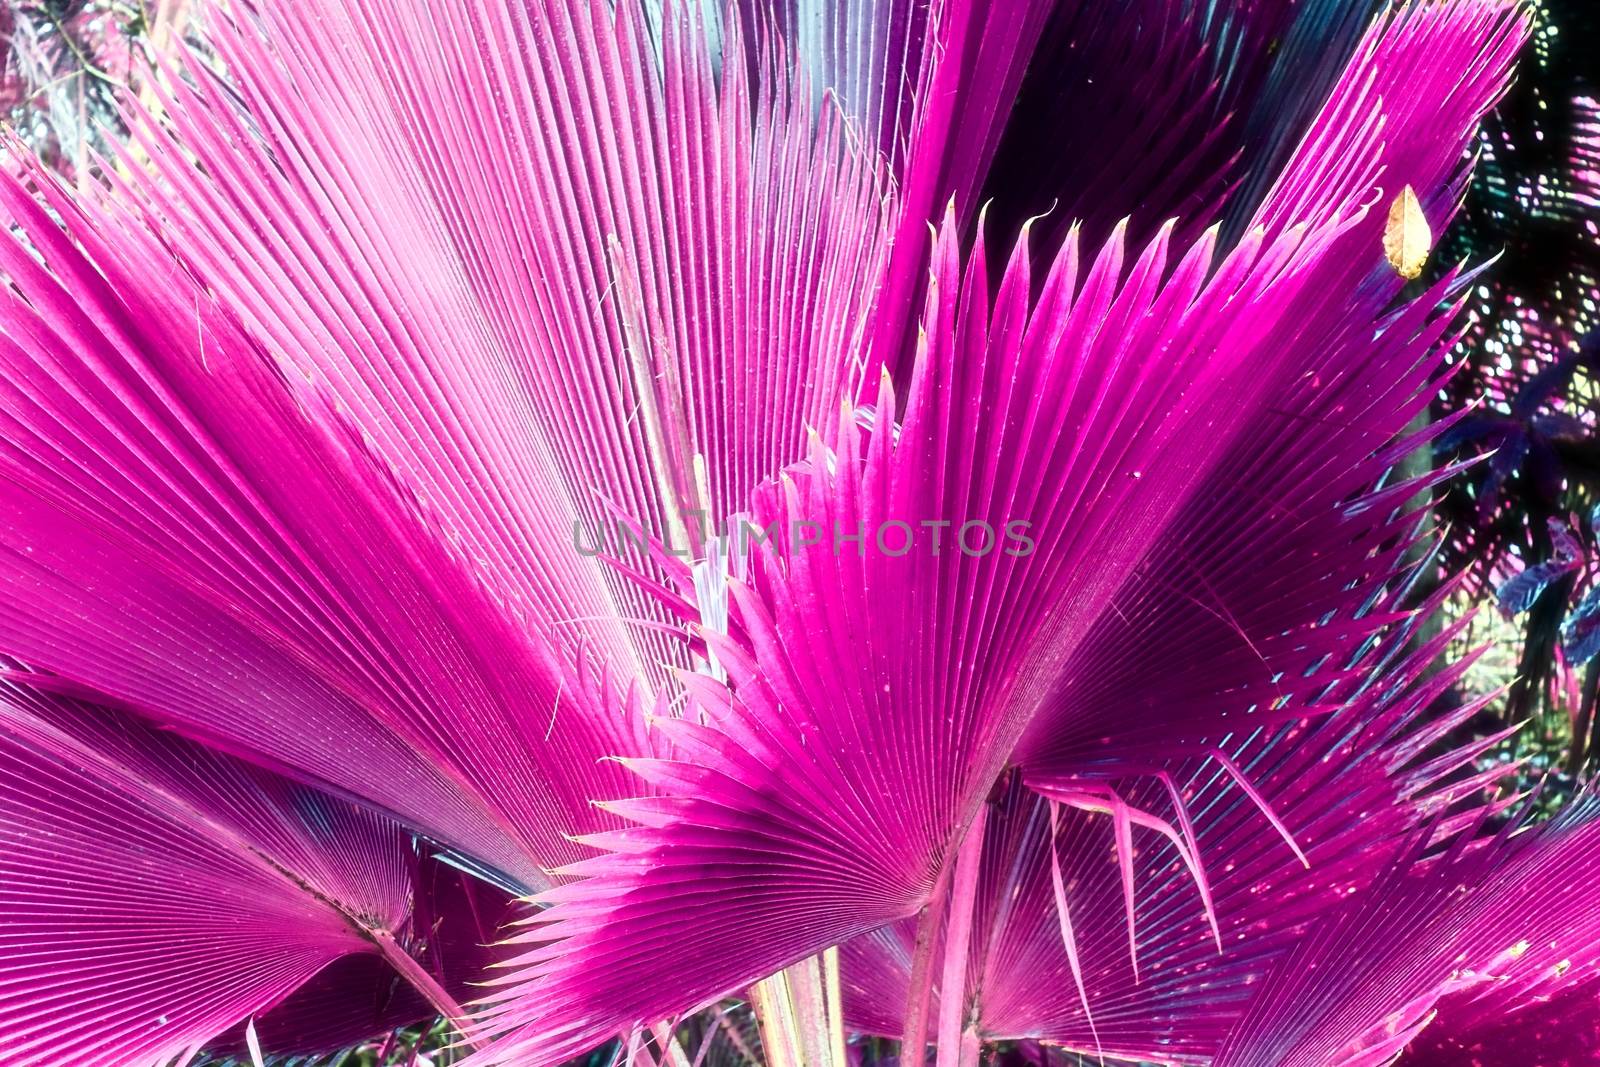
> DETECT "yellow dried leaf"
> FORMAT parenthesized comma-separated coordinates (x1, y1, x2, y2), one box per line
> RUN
(1383, 184, 1432, 280)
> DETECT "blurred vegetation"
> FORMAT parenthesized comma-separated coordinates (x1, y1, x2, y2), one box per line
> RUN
(1432, 0, 1599, 799)
(1, 2, 190, 181)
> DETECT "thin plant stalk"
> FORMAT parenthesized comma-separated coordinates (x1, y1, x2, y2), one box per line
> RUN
(935, 806, 988, 1067)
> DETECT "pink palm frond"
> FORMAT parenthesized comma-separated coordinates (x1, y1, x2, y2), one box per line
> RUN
(0, 1, 1580, 1064)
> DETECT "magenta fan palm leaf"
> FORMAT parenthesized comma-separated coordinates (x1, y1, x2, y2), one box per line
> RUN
(0, 151, 639, 892)
(0, 674, 505, 1063)
(838, 612, 1515, 1063)
(0, 0, 1588, 1064)
(480, 4, 1530, 1061)
(1213, 793, 1600, 1066)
